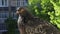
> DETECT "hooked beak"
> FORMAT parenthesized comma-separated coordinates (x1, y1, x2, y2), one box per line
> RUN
(16, 11, 19, 15)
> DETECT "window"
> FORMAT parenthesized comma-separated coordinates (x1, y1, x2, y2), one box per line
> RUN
(17, 0, 20, 7)
(17, 0, 28, 7)
(23, 0, 28, 6)
(1, 0, 8, 6)
(2, 0, 4, 5)
(5, 0, 7, 6)
(0, 12, 9, 18)
(11, 12, 17, 19)
(25, 0, 28, 3)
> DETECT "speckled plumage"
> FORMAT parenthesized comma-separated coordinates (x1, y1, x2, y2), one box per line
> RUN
(16, 7, 60, 34)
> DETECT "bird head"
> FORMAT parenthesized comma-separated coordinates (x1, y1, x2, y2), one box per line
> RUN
(16, 7, 28, 16)
(16, 7, 34, 20)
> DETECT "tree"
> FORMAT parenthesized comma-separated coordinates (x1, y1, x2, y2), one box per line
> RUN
(48, 0, 60, 29)
(28, 0, 60, 30)
(28, 0, 54, 21)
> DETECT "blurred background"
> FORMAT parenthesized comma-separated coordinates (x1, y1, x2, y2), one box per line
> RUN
(0, 0, 60, 34)
(0, 0, 28, 34)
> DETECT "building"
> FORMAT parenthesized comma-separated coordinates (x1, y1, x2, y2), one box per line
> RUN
(0, 0, 28, 34)
(0, 0, 28, 23)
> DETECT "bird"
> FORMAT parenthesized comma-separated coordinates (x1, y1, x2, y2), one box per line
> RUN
(16, 7, 34, 34)
(16, 7, 60, 34)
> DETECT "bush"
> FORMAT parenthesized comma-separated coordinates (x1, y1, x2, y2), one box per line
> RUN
(5, 17, 17, 34)
(28, 0, 60, 30)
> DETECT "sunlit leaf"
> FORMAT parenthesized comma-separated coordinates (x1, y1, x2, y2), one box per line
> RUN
(57, 24, 60, 29)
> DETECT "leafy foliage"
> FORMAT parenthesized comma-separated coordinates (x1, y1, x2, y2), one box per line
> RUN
(48, 0, 60, 29)
(28, 0, 51, 21)
(5, 17, 17, 34)
(28, 0, 60, 30)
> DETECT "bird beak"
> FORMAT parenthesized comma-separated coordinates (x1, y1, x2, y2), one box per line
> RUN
(16, 11, 19, 15)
